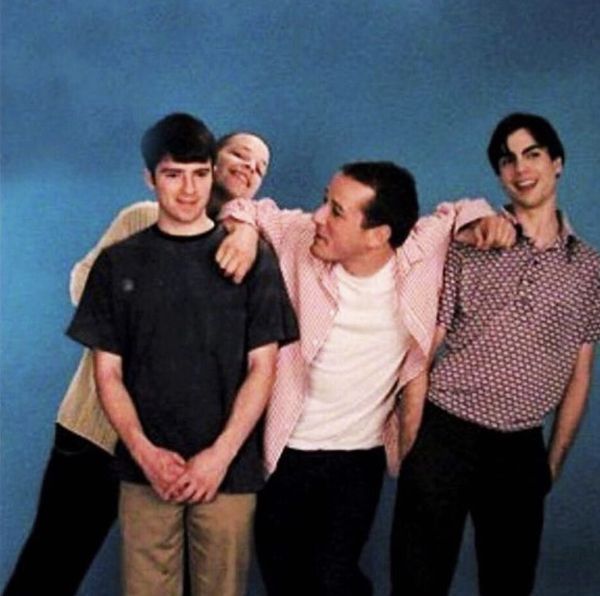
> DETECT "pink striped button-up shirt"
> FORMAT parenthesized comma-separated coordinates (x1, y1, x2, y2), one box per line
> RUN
(221, 197, 493, 475)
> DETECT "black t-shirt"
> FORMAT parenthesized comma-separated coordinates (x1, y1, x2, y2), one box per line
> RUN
(67, 224, 298, 492)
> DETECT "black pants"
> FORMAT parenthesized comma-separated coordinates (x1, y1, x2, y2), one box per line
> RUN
(3, 425, 119, 596)
(391, 403, 552, 596)
(255, 447, 385, 596)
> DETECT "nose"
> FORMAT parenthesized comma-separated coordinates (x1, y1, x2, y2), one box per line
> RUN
(242, 157, 257, 175)
(183, 173, 195, 195)
(313, 203, 328, 225)
(514, 157, 527, 174)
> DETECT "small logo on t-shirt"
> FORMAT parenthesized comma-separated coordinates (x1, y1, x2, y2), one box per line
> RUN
(121, 278, 135, 293)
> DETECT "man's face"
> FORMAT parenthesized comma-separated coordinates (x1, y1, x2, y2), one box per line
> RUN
(214, 134, 270, 200)
(498, 128, 562, 212)
(146, 156, 213, 234)
(310, 173, 378, 272)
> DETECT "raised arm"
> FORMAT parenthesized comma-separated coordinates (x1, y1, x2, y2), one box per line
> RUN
(167, 342, 278, 503)
(547, 343, 595, 482)
(93, 349, 186, 499)
(216, 197, 311, 283)
(70, 201, 158, 304)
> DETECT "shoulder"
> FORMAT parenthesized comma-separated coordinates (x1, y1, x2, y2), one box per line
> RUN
(116, 200, 158, 221)
(102, 226, 156, 258)
(570, 238, 600, 275)
(253, 239, 280, 272)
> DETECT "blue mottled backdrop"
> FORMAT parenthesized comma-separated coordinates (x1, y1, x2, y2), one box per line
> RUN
(2, 1, 599, 594)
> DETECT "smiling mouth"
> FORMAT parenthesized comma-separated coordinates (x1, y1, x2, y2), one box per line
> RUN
(515, 179, 536, 191)
(231, 170, 250, 186)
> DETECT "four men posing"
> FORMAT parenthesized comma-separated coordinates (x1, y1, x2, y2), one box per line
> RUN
(4, 111, 598, 596)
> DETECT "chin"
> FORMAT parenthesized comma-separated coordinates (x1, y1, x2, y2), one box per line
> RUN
(310, 242, 334, 262)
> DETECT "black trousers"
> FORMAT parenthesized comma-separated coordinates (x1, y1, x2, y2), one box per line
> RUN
(3, 425, 119, 596)
(255, 446, 385, 596)
(391, 403, 552, 596)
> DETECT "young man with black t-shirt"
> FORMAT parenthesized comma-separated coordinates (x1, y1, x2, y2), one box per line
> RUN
(67, 113, 298, 596)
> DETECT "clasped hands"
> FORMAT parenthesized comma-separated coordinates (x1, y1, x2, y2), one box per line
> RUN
(138, 443, 230, 504)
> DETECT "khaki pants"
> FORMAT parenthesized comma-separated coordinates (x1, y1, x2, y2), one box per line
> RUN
(119, 482, 256, 596)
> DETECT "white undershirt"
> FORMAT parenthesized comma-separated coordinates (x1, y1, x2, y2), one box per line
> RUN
(288, 258, 410, 450)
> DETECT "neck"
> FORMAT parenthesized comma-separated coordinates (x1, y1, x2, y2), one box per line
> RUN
(341, 246, 394, 277)
(208, 184, 233, 215)
(513, 200, 560, 249)
(157, 214, 215, 236)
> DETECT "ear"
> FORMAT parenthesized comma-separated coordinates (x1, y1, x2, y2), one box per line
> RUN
(367, 224, 392, 248)
(144, 169, 155, 190)
(553, 157, 563, 179)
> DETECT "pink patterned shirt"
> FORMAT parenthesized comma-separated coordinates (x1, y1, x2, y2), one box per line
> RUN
(221, 197, 493, 474)
(430, 213, 600, 430)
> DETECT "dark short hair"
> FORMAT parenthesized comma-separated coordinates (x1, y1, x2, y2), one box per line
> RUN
(341, 161, 419, 248)
(487, 113, 565, 175)
(141, 113, 216, 175)
(215, 131, 271, 156)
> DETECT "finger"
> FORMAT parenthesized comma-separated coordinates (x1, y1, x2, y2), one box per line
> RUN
(172, 481, 196, 503)
(164, 475, 190, 501)
(216, 250, 233, 272)
(165, 451, 187, 467)
(204, 487, 218, 503)
(232, 263, 250, 285)
(474, 226, 485, 249)
(188, 486, 208, 504)
(215, 244, 225, 264)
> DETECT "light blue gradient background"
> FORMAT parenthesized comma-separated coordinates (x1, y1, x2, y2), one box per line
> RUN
(1, 1, 599, 594)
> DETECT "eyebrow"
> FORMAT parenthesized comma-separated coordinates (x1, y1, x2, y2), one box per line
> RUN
(522, 143, 543, 155)
(157, 164, 212, 174)
(502, 143, 544, 159)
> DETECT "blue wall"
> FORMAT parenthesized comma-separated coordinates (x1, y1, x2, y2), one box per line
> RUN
(2, 1, 599, 594)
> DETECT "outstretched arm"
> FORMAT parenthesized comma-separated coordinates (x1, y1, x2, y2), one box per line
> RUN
(547, 343, 595, 482)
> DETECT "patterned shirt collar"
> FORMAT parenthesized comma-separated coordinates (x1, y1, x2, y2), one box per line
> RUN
(501, 205, 577, 253)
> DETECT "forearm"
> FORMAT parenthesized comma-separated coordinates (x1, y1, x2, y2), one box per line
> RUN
(451, 198, 495, 234)
(396, 327, 446, 460)
(210, 343, 278, 464)
(397, 371, 429, 460)
(547, 343, 595, 480)
(92, 350, 151, 461)
(219, 197, 309, 253)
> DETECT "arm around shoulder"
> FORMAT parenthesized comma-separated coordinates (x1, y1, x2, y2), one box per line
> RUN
(219, 197, 311, 254)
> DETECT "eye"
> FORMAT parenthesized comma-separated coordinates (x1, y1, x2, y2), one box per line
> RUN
(526, 149, 542, 159)
(331, 203, 343, 217)
(498, 155, 514, 169)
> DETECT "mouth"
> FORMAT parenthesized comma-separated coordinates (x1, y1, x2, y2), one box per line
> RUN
(176, 199, 199, 208)
(514, 179, 537, 191)
(231, 169, 250, 187)
(313, 230, 327, 244)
